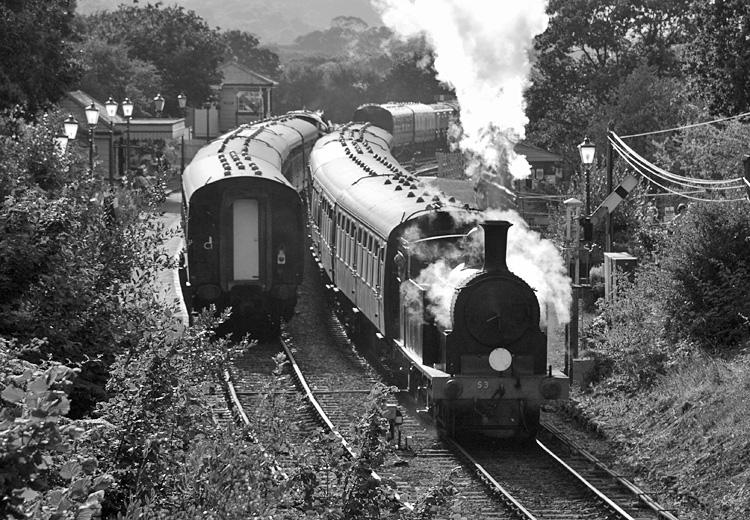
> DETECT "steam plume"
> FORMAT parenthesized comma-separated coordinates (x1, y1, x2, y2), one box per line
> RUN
(407, 211, 571, 328)
(371, 0, 548, 181)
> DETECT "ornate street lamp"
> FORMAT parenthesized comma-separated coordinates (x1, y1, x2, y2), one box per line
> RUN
(122, 97, 134, 173)
(154, 93, 165, 118)
(63, 114, 79, 141)
(177, 93, 187, 173)
(85, 102, 100, 173)
(578, 136, 596, 215)
(105, 97, 118, 184)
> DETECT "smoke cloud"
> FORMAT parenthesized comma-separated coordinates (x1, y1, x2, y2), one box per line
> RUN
(405, 211, 571, 328)
(370, 0, 549, 181)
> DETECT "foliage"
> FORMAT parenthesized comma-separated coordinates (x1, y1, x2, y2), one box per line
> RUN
(223, 29, 281, 79)
(581, 265, 684, 394)
(81, 4, 227, 117)
(659, 201, 750, 352)
(0, 112, 175, 418)
(380, 49, 451, 103)
(651, 119, 750, 183)
(575, 355, 750, 519)
(0, 348, 114, 519)
(75, 37, 163, 116)
(275, 57, 383, 123)
(524, 0, 695, 166)
(89, 309, 230, 516)
(0, 0, 82, 116)
(275, 38, 451, 123)
(685, 0, 750, 116)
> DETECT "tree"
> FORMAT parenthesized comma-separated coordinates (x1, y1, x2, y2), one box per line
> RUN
(275, 57, 382, 122)
(76, 37, 163, 116)
(380, 48, 451, 103)
(82, 4, 226, 117)
(524, 0, 694, 161)
(0, 0, 82, 117)
(223, 29, 281, 79)
(685, 0, 750, 116)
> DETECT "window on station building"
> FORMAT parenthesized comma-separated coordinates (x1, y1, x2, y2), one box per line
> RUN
(236, 90, 264, 115)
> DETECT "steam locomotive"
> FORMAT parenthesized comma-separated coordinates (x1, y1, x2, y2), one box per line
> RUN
(307, 122, 568, 437)
(180, 111, 327, 335)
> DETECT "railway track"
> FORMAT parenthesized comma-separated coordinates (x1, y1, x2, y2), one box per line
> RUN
(451, 426, 678, 520)
(212, 239, 678, 519)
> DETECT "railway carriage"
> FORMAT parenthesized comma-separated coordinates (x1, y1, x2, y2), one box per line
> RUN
(181, 112, 326, 335)
(353, 102, 453, 154)
(307, 123, 568, 437)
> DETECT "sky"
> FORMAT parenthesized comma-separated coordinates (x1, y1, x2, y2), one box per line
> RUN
(76, 0, 384, 44)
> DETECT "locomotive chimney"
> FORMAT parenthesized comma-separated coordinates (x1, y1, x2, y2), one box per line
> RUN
(481, 220, 512, 271)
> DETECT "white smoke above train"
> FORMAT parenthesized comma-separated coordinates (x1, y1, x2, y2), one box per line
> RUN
(371, 0, 548, 181)
(371, 0, 570, 326)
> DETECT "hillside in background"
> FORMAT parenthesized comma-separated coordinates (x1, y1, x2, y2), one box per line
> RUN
(75, 0, 383, 44)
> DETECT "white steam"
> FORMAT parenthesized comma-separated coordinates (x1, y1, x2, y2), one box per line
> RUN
(484, 210, 571, 325)
(406, 210, 571, 328)
(371, 0, 549, 181)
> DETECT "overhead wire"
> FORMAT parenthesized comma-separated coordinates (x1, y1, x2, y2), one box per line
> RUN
(619, 111, 750, 138)
(608, 133, 747, 202)
(610, 133, 745, 188)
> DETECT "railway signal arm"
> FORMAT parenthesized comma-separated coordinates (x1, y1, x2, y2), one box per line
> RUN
(588, 174, 639, 226)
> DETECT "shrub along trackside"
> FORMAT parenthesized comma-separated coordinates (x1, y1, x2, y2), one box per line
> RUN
(577, 198, 750, 519)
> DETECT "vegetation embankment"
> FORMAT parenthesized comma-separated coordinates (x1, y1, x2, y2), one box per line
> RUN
(571, 198, 750, 519)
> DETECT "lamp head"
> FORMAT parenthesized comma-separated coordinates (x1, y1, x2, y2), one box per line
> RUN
(578, 136, 596, 165)
(105, 97, 118, 118)
(85, 102, 100, 126)
(122, 97, 134, 118)
(154, 93, 165, 114)
(63, 114, 79, 140)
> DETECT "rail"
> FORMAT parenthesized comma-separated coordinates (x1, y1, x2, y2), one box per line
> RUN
(542, 421, 680, 520)
(447, 438, 538, 520)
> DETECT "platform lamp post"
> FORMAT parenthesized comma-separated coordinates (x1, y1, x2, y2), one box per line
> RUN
(204, 97, 213, 143)
(578, 136, 596, 215)
(177, 93, 187, 173)
(153, 93, 165, 118)
(85, 103, 100, 174)
(105, 97, 118, 184)
(122, 97, 134, 173)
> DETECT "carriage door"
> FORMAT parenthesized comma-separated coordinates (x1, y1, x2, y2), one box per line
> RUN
(233, 199, 260, 281)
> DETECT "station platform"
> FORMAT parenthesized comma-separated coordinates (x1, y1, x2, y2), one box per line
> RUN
(154, 173, 190, 328)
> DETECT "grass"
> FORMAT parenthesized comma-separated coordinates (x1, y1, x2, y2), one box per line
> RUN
(576, 352, 750, 519)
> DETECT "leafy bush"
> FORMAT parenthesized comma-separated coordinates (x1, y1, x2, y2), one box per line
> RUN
(582, 265, 680, 393)
(0, 344, 114, 519)
(659, 200, 750, 353)
(0, 112, 176, 418)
